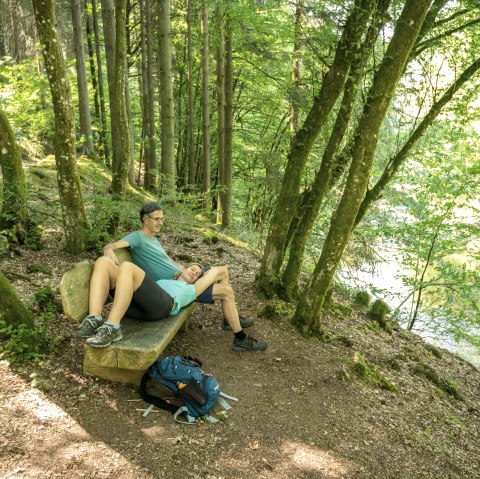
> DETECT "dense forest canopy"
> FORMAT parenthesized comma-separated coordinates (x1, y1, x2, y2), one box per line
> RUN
(0, 0, 479, 360)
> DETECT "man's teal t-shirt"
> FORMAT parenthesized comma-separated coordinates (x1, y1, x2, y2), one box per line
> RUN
(157, 279, 196, 315)
(122, 231, 180, 280)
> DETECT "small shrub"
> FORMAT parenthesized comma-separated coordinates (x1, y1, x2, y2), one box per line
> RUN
(355, 291, 371, 307)
(33, 286, 59, 313)
(348, 353, 398, 392)
(369, 299, 392, 333)
(0, 320, 49, 363)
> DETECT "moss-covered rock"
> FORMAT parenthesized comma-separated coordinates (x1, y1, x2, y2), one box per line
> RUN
(369, 299, 392, 333)
(355, 290, 371, 307)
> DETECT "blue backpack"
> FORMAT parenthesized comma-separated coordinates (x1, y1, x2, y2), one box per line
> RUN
(139, 356, 238, 424)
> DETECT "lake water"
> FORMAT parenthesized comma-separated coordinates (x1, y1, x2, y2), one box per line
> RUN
(339, 256, 480, 369)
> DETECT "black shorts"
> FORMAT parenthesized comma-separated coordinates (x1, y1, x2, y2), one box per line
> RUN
(110, 273, 174, 321)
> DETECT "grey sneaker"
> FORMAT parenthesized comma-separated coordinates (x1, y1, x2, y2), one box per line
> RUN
(85, 325, 123, 348)
(223, 316, 255, 331)
(232, 335, 268, 352)
(75, 315, 105, 338)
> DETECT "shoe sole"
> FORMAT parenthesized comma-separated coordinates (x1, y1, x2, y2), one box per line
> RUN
(85, 334, 123, 348)
(231, 344, 267, 352)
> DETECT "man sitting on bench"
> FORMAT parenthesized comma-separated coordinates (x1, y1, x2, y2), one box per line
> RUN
(79, 201, 268, 352)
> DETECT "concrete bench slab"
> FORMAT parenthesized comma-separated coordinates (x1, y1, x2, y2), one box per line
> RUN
(59, 249, 195, 385)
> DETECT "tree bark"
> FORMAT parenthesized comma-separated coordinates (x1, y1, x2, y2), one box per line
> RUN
(290, 0, 304, 140)
(90, 0, 109, 164)
(158, 0, 176, 196)
(32, 0, 90, 254)
(281, 0, 391, 300)
(222, 16, 233, 228)
(141, 0, 156, 191)
(71, 0, 95, 155)
(187, 0, 196, 187)
(258, 0, 377, 288)
(110, 0, 133, 197)
(100, 0, 120, 171)
(200, 0, 211, 209)
(0, 107, 29, 242)
(0, 269, 34, 330)
(216, 2, 225, 225)
(293, 0, 432, 333)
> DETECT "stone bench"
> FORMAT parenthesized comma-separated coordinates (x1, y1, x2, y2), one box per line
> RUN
(59, 248, 195, 385)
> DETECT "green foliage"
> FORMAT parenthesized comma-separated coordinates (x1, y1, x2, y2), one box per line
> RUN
(33, 286, 59, 313)
(0, 320, 48, 363)
(259, 299, 295, 321)
(355, 290, 371, 307)
(413, 362, 463, 400)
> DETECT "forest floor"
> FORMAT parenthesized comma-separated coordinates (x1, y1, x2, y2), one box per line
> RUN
(1, 222, 480, 479)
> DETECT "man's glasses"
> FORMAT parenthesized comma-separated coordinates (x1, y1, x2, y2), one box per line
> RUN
(148, 215, 165, 223)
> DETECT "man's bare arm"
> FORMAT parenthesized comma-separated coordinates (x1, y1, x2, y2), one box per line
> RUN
(103, 239, 130, 263)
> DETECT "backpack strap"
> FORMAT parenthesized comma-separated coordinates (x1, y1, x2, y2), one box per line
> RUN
(217, 391, 239, 411)
(173, 407, 220, 424)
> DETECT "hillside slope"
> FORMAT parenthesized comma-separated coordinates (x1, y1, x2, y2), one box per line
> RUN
(1, 160, 479, 478)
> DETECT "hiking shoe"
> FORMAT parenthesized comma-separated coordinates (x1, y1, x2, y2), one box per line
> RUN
(232, 335, 268, 352)
(75, 315, 105, 338)
(85, 325, 123, 348)
(223, 316, 255, 331)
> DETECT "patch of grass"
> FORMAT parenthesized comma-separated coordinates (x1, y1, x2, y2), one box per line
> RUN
(354, 291, 371, 307)
(423, 344, 443, 359)
(413, 362, 463, 400)
(344, 353, 398, 392)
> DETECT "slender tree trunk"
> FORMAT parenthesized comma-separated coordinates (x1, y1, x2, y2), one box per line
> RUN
(32, 0, 90, 254)
(71, 0, 95, 155)
(222, 16, 233, 228)
(216, 2, 225, 225)
(292, 0, 431, 333)
(100, 0, 120, 171)
(158, 0, 176, 196)
(110, 0, 132, 196)
(258, 0, 377, 288)
(85, 4, 100, 120)
(187, 0, 196, 187)
(0, 107, 29, 242)
(140, 0, 156, 191)
(290, 0, 304, 141)
(200, 0, 210, 209)
(281, 0, 390, 300)
(90, 0, 109, 164)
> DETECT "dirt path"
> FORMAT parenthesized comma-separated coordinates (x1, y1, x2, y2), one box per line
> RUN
(1, 233, 480, 479)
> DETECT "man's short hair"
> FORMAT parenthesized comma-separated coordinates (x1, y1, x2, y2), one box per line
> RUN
(140, 202, 164, 222)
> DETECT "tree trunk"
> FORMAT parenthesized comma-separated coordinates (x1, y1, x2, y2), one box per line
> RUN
(258, 0, 377, 288)
(110, 0, 133, 197)
(85, 4, 100, 121)
(71, 0, 95, 155)
(0, 107, 29, 242)
(0, 269, 33, 330)
(200, 0, 211, 209)
(100, 0, 120, 171)
(158, 0, 176, 196)
(290, 0, 304, 140)
(187, 0, 196, 188)
(281, 0, 390, 300)
(292, 0, 432, 333)
(222, 16, 233, 228)
(216, 2, 225, 225)
(140, 0, 157, 191)
(90, 0, 109, 164)
(32, 0, 90, 254)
